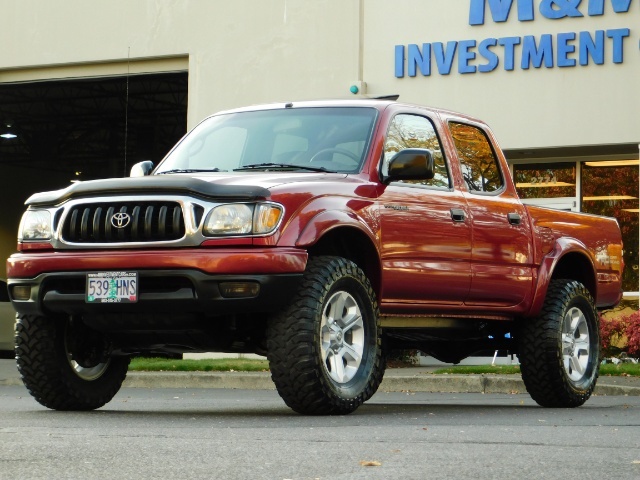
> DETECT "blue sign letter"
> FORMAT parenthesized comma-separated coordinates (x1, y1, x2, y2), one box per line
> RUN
(478, 38, 500, 72)
(395, 45, 405, 78)
(469, 0, 534, 25)
(557, 32, 577, 67)
(458, 40, 477, 74)
(433, 42, 458, 75)
(498, 36, 522, 70)
(588, 0, 633, 15)
(607, 28, 630, 63)
(408, 44, 431, 77)
(579, 30, 605, 65)
(539, 0, 583, 19)
(521, 35, 554, 69)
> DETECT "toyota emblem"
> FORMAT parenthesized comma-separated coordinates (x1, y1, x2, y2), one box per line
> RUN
(111, 212, 131, 229)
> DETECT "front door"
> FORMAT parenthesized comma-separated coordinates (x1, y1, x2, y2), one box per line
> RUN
(379, 113, 472, 309)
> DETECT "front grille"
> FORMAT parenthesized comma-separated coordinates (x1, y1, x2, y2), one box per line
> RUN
(61, 201, 185, 243)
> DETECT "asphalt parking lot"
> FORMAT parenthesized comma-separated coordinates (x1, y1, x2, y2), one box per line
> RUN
(1, 383, 640, 480)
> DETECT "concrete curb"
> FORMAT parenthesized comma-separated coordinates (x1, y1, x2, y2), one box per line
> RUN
(117, 372, 640, 397)
(380, 374, 485, 393)
(123, 372, 276, 390)
(0, 378, 22, 387)
(3, 371, 640, 397)
(593, 384, 640, 397)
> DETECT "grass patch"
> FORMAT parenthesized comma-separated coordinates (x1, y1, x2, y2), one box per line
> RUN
(128, 357, 640, 377)
(600, 363, 640, 377)
(129, 357, 270, 372)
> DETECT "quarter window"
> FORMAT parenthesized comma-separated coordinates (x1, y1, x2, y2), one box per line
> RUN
(450, 122, 503, 193)
(383, 114, 450, 189)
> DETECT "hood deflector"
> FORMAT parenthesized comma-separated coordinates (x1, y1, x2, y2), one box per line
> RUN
(25, 176, 271, 206)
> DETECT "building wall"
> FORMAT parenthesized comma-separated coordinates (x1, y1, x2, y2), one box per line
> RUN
(1, 0, 638, 289)
(1, 1, 638, 148)
(364, 0, 640, 150)
(0, 0, 363, 129)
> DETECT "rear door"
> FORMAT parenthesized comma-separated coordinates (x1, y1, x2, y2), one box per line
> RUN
(378, 112, 472, 308)
(448, 121, 534, 308)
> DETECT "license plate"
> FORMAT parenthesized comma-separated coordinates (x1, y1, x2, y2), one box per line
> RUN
(86, 272, 138, 303)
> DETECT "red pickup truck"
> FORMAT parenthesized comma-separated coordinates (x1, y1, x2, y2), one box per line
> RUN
(6, 99, 624, 414)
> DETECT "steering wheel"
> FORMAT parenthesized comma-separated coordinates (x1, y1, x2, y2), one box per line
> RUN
(309, 147, 360, 164)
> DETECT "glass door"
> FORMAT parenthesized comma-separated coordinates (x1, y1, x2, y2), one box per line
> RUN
(513, 162, 578, 212)
(582, 160, 639, 293)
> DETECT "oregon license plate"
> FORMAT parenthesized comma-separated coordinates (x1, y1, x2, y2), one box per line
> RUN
(86, 272, 138, 303)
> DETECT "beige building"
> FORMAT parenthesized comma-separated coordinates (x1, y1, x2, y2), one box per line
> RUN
(0, 0, 638, 296)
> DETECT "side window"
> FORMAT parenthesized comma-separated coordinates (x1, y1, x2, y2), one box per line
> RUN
(383, 114, 450, 189)
(449, 122, 503, 193)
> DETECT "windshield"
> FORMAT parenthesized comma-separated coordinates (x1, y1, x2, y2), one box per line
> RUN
(155, 107, 378, 174)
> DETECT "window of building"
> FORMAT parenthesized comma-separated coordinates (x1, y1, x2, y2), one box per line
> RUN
(449, 122, 503, 193)
(514, 159, 638, 293)
(383, 114, 450, 189)
(514, 162, 577, 211)
(582, 160, 639, 293)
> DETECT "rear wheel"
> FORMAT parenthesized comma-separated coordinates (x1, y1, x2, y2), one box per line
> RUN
(518, 279, 599, 407)
(15, 314, 129, 410)
(267, 256, 385, 415)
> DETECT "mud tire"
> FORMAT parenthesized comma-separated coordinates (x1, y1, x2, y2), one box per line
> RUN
(15, 314, 129, 410)
(519, 279, 600, 408)
(267, 256, 385, 415)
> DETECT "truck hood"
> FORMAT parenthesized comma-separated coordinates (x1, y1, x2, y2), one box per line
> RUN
(189, 171, 348, 190)
(24, 172, 349, 206)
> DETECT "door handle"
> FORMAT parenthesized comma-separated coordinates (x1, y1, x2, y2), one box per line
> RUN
(508, 213, 521, 225)
(450, 208, 466, 222)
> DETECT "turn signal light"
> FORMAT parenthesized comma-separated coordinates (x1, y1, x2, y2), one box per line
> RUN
(11, 285, 31, 301)
(219, 282, 260, 298)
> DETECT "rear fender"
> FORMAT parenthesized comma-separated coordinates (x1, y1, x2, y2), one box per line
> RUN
(528, 238, 596, 316)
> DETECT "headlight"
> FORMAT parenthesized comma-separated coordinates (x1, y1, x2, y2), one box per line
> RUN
(19, 210, 52, 241)
(203, 203, 283, 236)
(204, 204, 253, 235)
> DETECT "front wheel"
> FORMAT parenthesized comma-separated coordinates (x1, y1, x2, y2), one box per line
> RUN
(267, 256, 385, 415)
(15, 315, 129, 410)
(518, 279, 600, 407)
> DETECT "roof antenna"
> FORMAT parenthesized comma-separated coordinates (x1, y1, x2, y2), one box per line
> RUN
(123, 46, 130, 177)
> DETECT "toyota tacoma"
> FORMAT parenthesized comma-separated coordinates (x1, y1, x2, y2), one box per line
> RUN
(6, 99, 624, 413)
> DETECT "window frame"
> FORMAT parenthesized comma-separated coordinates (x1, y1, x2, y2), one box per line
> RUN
(448, 121, 505, 196)
(381, 112, 453, 192)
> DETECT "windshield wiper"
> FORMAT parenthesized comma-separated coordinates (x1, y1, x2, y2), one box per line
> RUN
(233, 163, 335, 173)
(157, 168, 226, 174)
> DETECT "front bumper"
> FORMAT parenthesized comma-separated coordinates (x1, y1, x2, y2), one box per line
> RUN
(6, 247, 307, 317)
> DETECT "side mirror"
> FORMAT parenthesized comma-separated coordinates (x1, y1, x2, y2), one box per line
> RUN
(383, 148, 435, 184)
(130, 161, 154, 177)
